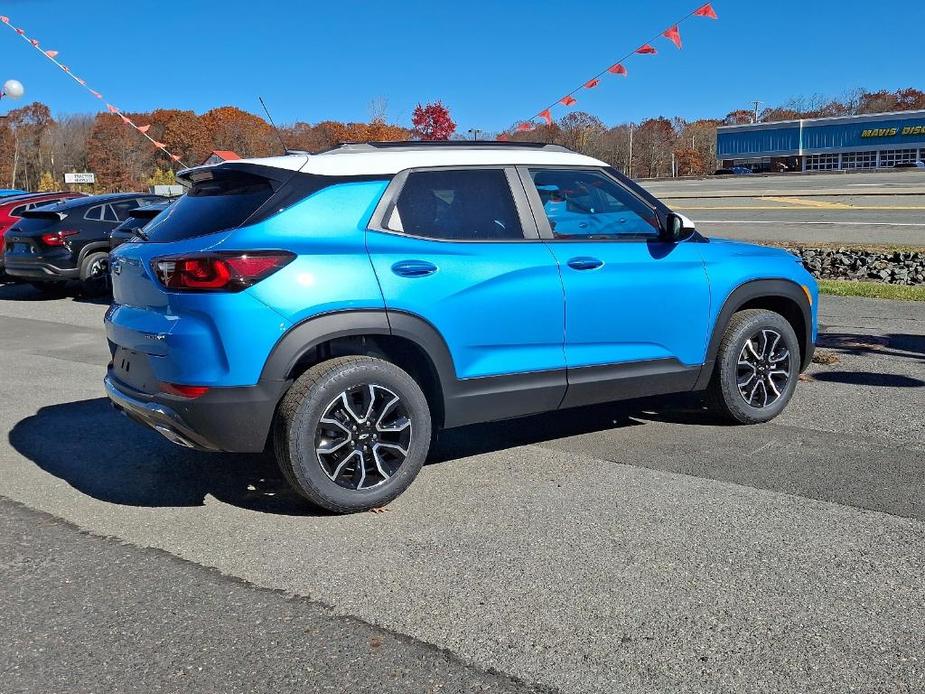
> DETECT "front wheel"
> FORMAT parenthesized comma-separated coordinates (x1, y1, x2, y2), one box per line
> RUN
(706, 309, 800, 424)
(79, 251, 110, 297)
(274, 355, 432, 513)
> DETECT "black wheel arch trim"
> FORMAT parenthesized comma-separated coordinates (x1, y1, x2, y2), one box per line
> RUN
(258, 309, 465, 426)
(77, 241, 111, 268)
(259, 310, 393, 384)
(695, 278, 814, 390)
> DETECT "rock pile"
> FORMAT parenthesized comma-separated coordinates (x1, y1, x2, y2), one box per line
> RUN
(785, 247, 925, 285)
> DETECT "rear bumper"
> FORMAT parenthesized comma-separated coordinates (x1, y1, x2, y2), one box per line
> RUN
(104, 370, 288, 453)
(4, 256, 80, 280)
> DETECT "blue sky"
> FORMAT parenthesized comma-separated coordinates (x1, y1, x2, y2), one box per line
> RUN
(1, 0, 922, 132)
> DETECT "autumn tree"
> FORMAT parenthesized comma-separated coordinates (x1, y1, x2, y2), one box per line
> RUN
(676, 119, 720, 175)
(47, 114, 94, 182)
(558, 111, 607, 159)
(723, 109, 755, 125)
(200, 106, 277, 158)
(159, 110, 212, 166)
(365, 119, 412, 142)
(148, 168, 176, 186)
(633, 117, 677, 178)
(37, 172, 56, 192)
(87, 113, 152, 191)
(0, 122, 15, 186)
(6, 102, 54, 190)
(412, 101, 456, 141)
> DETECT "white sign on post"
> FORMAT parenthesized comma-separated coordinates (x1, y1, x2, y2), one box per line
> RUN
(64, 172, 95, 184)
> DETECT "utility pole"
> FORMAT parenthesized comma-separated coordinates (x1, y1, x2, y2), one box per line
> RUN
(627, 124, 634, 178)
(752, 100, 763, 124)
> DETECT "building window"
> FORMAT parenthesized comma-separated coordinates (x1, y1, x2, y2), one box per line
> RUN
(878, 149, 918, 167)
(842, 151, 877, 169)
(805, 154, 839, 171)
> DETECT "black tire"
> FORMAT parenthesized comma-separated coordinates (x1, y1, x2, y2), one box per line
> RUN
(79, 251, 110, 297)
(274, 355, 432, 513)
(706, 308, 800, 424)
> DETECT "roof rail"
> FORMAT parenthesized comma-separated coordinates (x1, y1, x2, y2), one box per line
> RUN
(317, 140, 574, 154)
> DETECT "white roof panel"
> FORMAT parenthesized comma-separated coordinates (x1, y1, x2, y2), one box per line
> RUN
(225, 146, 606, 177)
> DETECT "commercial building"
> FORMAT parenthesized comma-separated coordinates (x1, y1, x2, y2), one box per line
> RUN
(716, 110, 925, 172)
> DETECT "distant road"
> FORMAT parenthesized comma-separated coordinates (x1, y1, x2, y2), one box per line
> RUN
(639, 170, 925, 246)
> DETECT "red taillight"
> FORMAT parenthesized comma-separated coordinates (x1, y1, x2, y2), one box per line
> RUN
(152, 252, 294, 292)
(160, 382, 210, 399)
(40, 229, 79, 247)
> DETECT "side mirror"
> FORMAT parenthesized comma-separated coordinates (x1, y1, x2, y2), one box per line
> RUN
(663, 212, 695, 242)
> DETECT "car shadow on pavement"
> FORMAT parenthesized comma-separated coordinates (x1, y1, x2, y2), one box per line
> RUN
(810, 371, 924, 387)
(0, 282, 110, 304)
(429, 393, 710, 463)
(8, 398, 319, 516)
(817, 332, 925, 362)
(11, 395, 712, 515)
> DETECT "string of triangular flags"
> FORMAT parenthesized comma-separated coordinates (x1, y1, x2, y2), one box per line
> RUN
(0, 15, 186, 167)
(502, 3, 718, 138)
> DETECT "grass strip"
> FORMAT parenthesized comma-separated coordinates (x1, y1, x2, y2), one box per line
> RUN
(818, 279, 925, 302)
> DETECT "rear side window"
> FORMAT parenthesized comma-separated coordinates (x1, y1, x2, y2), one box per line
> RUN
(145, 170, 274, 242)
(10, 204, 30, 217)
(84, 205, 104, 221)
(388, 169, 524, 241)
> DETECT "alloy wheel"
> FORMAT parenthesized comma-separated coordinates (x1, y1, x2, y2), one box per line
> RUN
(314, 383, 412, 490)
(88, 256, 108, 278)
(736, 328, 792, 408)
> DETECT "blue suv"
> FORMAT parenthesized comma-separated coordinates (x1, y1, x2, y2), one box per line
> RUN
(105, 142, 817, 513)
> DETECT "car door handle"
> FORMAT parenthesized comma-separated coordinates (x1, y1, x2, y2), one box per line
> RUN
(567, 256, 604, 271)
(391, 260, 438, 277)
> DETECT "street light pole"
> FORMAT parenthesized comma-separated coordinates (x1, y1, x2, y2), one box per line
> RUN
(467, 129, 482, 141)
(2, 80, 25, 188)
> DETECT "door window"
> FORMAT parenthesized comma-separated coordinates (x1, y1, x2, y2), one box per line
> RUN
(529, 169, 660, 239)
(388, 169, 524, 241)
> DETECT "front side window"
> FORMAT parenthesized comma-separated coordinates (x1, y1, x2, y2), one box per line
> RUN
(529, 168, 660, 239)
(388, 169, 524, 241)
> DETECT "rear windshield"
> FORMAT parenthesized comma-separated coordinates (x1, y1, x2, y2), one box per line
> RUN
(6, 216, 57, 235)
(144, 169, 275, 242)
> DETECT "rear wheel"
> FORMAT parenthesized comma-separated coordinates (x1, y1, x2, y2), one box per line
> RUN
(274, 355, 432, 513)
(706, 309, 800, 424)
(79, 251, 110, 297)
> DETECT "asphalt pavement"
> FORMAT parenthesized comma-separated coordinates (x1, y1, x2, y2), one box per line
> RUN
(640, 170, 925, 246)
(0, 282, 923, 693)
